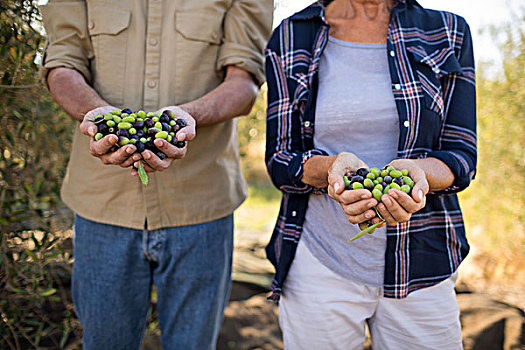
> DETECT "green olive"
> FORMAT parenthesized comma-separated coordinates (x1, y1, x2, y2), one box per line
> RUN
(344, 175, 351, 189)
(401, 185, 411, 193)
(137, 111, 147, 118)
(383, 184, 391, 195)
(112, 109, 121, 116)
(352, 182, 364, 190)
(94, 133, 103, 141)
(390, 183, 401, 190)
(390, 170, 403, 178)
(381, 169, 389, 177)
(155, 131, 169, 139)
(129, 128, 137, 135)
(106, 120, 116, 127)
(154, 122, 163, 130)
(113, 116, 122, 124)
(374, 183, 383, 191)
(122, 116, 135, 123)
(104, 113, 113, 121)
(118, 122, 132, 129)
(152, 116, 159, 122)
(401, 169, 409, 176)
(370, 167, 381, 178)
(372, 188, 382, 201)
(366, 172, 376, 180)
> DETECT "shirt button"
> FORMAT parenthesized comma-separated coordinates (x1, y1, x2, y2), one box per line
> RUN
(304, 121, 311, 127)
(88, 21, 95, 30)
(147, 80, 157, 88)
(395, 83, 401, 90)
(390, 50, 395, 57)
(149, 38, 158, 46)
(292, 211, 297, 217)
(403, 120, 410, 128)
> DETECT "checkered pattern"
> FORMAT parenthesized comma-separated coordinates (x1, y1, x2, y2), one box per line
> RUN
(264, 0, 477, 300)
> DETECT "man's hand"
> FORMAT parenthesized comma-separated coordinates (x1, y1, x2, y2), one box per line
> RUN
(376, 159, 429, 226)
(327, 152, 382, 225)
(130, 106, 196, 175)
(79, 105, 140, 168)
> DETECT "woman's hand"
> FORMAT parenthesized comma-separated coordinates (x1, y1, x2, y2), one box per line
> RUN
(327, 152, 382, 224)
(79, 105, 140, 168)
(377, 159, 430, 226)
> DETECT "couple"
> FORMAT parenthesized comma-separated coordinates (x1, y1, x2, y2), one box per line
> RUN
(41, 0, 476, 349)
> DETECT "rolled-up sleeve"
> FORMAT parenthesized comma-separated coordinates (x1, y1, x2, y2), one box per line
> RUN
(265, 26, 328, 194)
(217, 0, 273, 85)
(39, 1, 93, 87)
(428, 20, 477, 194)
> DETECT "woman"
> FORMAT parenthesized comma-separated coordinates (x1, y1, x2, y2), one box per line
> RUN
(264, 0, 476, 348)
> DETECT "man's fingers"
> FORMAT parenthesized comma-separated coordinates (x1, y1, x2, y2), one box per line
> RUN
(89, 134, 118, 156)
(80, 119, 97, 136)
(388, 189, 421, 213)
(98, 145, 136, 165)
(154, 139, 186, 159)
(141, 150, 172, 172)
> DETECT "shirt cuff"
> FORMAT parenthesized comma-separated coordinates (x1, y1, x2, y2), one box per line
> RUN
(427, 150, 475, 194)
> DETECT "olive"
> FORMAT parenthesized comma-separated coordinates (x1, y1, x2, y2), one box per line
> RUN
(380, 169, 389, 177)
(135, 141, 145, 153)
(156, 151, 167, 160)
(366, 172, 376, 180)
(154, 122, 163, 130)
(130, 135, 139, 142)
(390, 183, 401, 190)
(356, 168, 369, 177)
(118, 122, 132, 130)
(137, 110, 147, 118)
(374, 183, 383, 191)
(370, 167, 381, 178)
(384, 175, 393, 184)
(98, 123, 109, 134)
(121, 108, 133, 114)
(122, 116, 135, 123)
(380, 181, 387, 189)
(118, 136, 130, 146)
(159, 114, 170, 123)
(136, 129, 145, 138)
(401, 185, 411, 193)
(174, 140, 186, 148)
(393, 177, 404, 186)
(104, 113, 113, 121)
(94, 133, 103, 141)
(147, 127, 162, 135)
(133, 120, 144, 129)
(117, 129, 130, 138)
(401, 169, 409, 176)
(383, 184, 391, 195)
(144, 119, 155, 128)
(352, 182, 364, 190)
(113, 116, 122, 124)
(94, 116, 105, 124)
(390, 170, 403, 178)
(155, 131, 169, 139)
(363, 178, 374, 190)
(176, 118, 187, 127)
(163, 110, 175, 118)
(161, 122, 171, 132)
(372, 188, 383, 201)
(351, 175, 364, 183)
(344, 175, 351, 189)
(106, 120, 116, 127)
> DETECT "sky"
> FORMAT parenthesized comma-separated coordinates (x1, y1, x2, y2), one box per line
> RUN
(274, 0, 523, 75)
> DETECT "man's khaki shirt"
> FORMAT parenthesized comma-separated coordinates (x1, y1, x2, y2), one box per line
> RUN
(40, 0, 273, 230)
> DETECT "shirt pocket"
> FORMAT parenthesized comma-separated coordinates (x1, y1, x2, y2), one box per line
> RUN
(87, 5, 131, 106)
(407, 46, 463, 119)
(174, 10, 224, 101)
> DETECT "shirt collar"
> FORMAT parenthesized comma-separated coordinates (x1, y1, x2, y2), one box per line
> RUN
(289, 0, 415, 22)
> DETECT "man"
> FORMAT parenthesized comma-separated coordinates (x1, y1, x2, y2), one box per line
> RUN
(40, 1, 272, 349)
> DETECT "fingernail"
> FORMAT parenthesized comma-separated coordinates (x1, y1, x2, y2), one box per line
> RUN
(369, 201, 375, 207)
(361, 193, 369, 199)
(334, 183, 340, 193)
(154, 139, 163, 147)
(126, 147, 134, 154)
(88, 126, 96, 135)
(177, 132, 186, 141)
(365, 212, 372, 219)
(418, 190, 423, 201)
(144, 152, 151, 160)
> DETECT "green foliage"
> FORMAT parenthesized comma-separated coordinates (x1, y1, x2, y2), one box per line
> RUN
(459, 17, 525, 281)
(0, 0, 78, 348)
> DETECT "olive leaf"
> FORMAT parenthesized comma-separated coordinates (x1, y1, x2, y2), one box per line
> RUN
(138, 160, 149, 186)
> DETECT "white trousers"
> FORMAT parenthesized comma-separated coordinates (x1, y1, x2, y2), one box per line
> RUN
(279, 240, 463, 350)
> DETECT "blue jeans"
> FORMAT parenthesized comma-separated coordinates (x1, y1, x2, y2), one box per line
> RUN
(72, 214, 234, 350)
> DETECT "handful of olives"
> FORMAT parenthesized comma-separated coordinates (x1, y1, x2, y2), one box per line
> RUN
(344, 165, 415, 241)
(91, 108, 188, 185)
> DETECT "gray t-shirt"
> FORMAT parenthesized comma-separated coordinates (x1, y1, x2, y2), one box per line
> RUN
(302, 36, 400, 287)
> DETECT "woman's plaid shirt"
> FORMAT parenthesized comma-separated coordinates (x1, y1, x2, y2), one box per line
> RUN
(264, 0, 477, 300)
